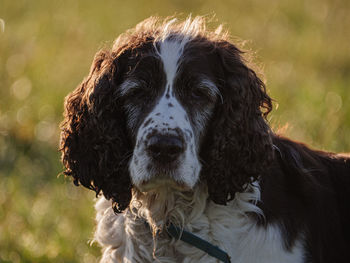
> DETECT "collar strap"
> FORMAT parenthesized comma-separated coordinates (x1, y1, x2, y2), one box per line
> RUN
(166, 223, 231, 263)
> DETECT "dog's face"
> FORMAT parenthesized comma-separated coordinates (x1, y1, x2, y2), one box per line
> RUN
(60, 17, 273, 211)
(120, 39, 221, 191)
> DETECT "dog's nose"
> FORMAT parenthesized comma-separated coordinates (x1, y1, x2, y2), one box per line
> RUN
(147, 135, 185, 162)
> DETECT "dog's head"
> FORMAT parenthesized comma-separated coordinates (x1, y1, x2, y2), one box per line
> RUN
(60, 17, 273, 212)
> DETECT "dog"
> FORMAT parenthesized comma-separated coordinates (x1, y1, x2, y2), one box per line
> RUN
(60, 16, 350, 262)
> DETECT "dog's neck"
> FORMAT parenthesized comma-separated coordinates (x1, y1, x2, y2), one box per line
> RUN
(94, 181, 266, 262)
(129, 183, 208, 237)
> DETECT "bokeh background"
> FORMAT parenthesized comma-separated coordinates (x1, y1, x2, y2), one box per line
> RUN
(1, 0, 349, 262)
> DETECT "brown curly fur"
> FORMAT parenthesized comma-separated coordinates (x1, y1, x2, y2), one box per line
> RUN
(200, 40, 273, 205)
(60, 49, 134, 212)
(59, 17, 273, 212)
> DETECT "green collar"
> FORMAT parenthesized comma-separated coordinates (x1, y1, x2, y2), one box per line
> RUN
(166, 223, 231, 263)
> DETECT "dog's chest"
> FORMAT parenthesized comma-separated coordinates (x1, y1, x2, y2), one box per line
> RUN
(166, 203, 305, 263)
(95, 197, 305, 263)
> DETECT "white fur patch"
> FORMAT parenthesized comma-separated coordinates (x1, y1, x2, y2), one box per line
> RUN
(156, 39, 184, 85)
(94, 182, 305, 263)
(128, 38, 201, 190)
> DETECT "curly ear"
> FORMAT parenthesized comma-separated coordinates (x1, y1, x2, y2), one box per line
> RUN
(200, 41, 274, 205)
(59, 49, 132, 212)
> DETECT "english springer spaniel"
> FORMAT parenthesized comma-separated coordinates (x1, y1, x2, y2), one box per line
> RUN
(60, 17, 350, 263)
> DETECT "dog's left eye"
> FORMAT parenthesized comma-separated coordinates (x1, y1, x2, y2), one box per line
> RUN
(191, 88, 204, 99)
(191, 87, 215, 103)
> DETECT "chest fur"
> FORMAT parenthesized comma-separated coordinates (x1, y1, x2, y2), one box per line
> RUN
(94, 193, 305, 263)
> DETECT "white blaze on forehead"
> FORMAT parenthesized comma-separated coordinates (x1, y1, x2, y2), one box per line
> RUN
(129, 38, 202, 189)
(156, 38, 189, 86)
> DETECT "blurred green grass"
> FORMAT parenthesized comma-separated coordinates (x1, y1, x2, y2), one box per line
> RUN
(0, 0, 349, 262)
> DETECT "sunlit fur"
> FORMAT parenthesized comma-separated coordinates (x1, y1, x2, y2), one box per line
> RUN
(95, 183, 305, 263)
(60, 16, 350, 263)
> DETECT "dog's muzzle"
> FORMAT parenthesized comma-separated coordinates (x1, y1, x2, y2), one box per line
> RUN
(146, 134, 185, 163)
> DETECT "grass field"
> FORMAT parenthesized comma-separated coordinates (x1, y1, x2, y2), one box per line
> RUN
(1, 0, 349, 262)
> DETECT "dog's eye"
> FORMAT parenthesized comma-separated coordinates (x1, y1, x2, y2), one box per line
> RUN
(123, 84, 151, 98)
(191, 87, 215, 103)
(124, 86, 142, 96)
(191, 88, 205, 99)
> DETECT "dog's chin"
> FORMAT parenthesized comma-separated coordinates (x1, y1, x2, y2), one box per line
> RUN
(137, 175, 192, 193)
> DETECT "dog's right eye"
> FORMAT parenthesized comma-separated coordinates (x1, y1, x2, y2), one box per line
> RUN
(119, 80, 150, 98)
(123, 86, 142, 97)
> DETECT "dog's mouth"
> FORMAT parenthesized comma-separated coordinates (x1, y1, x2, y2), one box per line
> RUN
(137, 175, 191, 192)
(130, 131, 201, 191)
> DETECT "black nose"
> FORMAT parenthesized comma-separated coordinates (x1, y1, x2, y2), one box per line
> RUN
(147, 135, 185, 163)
